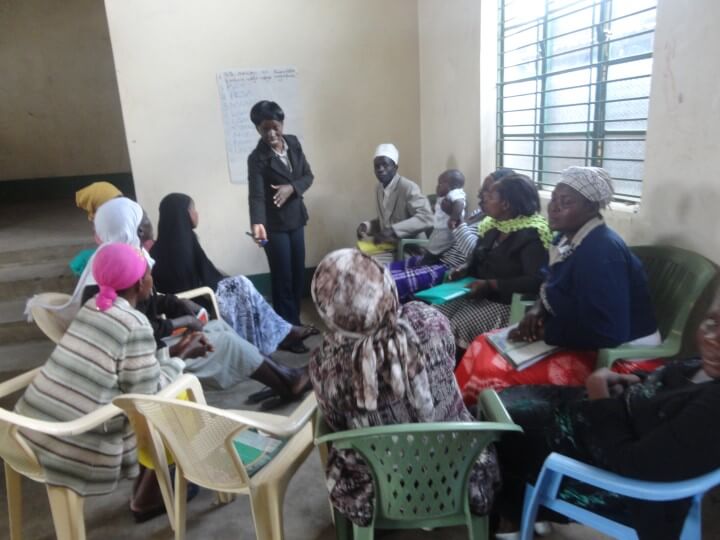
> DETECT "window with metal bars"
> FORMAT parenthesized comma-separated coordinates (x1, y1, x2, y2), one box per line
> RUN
(497, 0, 657, 201)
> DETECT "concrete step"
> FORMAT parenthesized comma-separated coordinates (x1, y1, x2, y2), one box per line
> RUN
(0, 298, 59, 345)
(0, 319, 46, 345)
(0, 245, 89, 302)
(0, 298, 27, 325)
(0, 338, 54, 374)
(0, 274, 77, 302)
(0, 243, 93, 269)
(0, 259, 76, 283)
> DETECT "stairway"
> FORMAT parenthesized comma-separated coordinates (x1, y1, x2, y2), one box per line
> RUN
(0, 200, 94, 378)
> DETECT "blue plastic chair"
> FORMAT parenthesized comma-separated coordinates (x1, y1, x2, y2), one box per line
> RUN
(520, 452, 720, 540)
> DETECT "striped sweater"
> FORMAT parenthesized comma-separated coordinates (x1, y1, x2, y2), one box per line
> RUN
(14, 296, 184, 496)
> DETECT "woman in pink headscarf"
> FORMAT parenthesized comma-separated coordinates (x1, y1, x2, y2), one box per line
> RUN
(14, 243, 206, 497)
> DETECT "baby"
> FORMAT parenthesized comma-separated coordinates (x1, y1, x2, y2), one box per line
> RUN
(425, 169, 466, 257)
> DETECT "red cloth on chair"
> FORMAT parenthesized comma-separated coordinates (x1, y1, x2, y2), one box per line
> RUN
(455, 332, 664, 406)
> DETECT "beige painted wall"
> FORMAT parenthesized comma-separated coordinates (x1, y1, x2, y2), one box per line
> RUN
(418, 0, 480, 195)
(104, 0, 421, 275)
(633, 0, 720, 264)
(417, 0, 497, 210)
(0, 0, 129, 181)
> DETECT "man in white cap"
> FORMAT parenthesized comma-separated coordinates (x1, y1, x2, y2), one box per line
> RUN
(356, 143, 433, 247)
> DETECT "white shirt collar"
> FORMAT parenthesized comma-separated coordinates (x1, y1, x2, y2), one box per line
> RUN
(382, 174, 400, 196)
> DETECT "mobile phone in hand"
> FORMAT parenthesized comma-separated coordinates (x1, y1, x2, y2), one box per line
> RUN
(245, 231, 268, 246)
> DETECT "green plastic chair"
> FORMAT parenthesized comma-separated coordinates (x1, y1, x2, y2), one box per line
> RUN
(508, 245, 717, 369)
(314, 390, 522, 540)
(596, 245, 716, 368)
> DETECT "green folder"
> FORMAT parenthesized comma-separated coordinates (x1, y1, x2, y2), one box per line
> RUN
(413, 277, 477, 305)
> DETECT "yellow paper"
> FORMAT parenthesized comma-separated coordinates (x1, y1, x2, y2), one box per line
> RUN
(356, 240, 395, 255)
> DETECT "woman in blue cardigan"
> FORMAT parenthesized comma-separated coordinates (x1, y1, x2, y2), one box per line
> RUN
(455, 167, 662, 401)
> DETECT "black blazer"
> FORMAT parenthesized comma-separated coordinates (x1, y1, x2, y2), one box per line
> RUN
(468, 227, 548, 304)
(248, 134, 314, 232)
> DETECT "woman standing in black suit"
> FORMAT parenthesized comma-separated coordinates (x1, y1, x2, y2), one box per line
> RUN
(248, 100, 314, 327)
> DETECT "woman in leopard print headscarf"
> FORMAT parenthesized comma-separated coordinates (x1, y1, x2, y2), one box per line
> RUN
(309, 248, 501, 526)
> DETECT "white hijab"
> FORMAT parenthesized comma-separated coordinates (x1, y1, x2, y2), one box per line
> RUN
(25, 197, 152, 323)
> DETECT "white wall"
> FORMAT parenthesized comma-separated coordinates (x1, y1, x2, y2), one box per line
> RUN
(634, 0, 720, 264)
(417, 0, 497, 210)
(104, 0, 421, 275)
(0, 0, 129, 181)
(417, 0, 480, 194)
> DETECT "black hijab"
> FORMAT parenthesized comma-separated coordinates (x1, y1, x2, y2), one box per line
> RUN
(150, 193, 225, 293)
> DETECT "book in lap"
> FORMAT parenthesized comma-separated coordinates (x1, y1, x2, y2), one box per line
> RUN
(413, 277, 477, 305)
(486, 324, 560, 371)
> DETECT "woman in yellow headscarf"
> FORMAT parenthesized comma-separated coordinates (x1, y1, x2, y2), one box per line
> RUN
(70, 181, 123, 276)
(75, 181, 122, 221)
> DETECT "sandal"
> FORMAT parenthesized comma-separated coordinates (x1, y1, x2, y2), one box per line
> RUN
(277, 340, 310, 354)
(259, 381, 312, 411)
(245, 387, 277, 405)
(300, 324, 321, 337)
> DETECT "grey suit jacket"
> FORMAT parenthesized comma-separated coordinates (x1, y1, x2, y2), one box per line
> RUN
(367, 175, 433, 239)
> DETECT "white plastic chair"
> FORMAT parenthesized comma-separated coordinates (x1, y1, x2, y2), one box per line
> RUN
(0, 371, 205, 540)
(113, 393, 318, 540)
(175, 286, 221, 321)
(26, 292, 72, 343)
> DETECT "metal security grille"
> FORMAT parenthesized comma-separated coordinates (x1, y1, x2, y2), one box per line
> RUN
(497, 0, 657, 200)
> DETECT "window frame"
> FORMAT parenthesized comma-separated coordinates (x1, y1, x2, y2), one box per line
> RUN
(496, 0, 657, 202)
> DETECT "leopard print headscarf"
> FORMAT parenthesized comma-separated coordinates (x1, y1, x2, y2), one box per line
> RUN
(311, 249, 434, 419)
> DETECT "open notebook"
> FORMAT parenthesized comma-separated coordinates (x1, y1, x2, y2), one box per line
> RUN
(486, 324, 560, 371)
(413, 277, 477, 305)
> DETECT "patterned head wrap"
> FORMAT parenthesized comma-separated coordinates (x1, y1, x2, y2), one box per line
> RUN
(92, 243, 147, 311)
(75, 181, 122, 221)
(558, 166, 614, 208)
(312, 249, 434, 418)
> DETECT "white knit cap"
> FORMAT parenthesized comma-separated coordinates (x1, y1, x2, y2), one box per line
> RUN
(374, 143, 399, 166)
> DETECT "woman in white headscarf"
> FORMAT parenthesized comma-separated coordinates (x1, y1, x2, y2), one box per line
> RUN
(26, 197, 149, 331)
(309, 248, 501, 526)
(455, 167, 663, 404)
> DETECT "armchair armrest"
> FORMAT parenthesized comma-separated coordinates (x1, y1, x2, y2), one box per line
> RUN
(541, 452, 720, 501)
(478, 389, 516, 425)
(596, 341, 678, 369)
(227, 393, 317, 438)
(397, 238, 429, 260)
(0, 368, 41, 398)
(0, 374, 204, 439)
(175, 286, 220, 320)
(509, 293, 537, 324)
(157, 373, 206, 404)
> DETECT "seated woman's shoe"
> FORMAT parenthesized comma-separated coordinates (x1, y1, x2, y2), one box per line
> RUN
(259, 378, 312, 411)
(277, 339, 310, 354)
(298, 324, 320, 338)
(245, 387, 277, 404)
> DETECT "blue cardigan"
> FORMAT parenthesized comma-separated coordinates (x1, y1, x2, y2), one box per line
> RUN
(543, 224, 657, 349)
